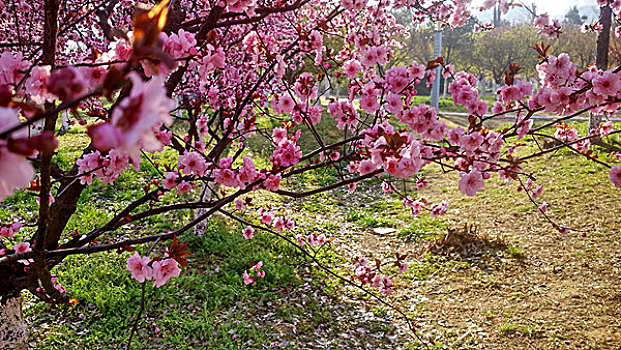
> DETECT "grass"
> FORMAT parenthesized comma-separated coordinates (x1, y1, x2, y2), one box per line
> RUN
(398, 216, 447, 242)
(26, 220, 309, 349)
(11, 109, 621, 348)
(507, 245, 525, 259)
(19, 123, 406, 349)
(497, 322, 542, 338)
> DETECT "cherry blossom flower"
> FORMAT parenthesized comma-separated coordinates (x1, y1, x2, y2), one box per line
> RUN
(161, 172, 179, 190)
(108, 73, 174, 167)
(458, 170, 485, 197)
(343, 59, 361, 79)
(13, 242, 31, 254)
(243, 270, 254, 285)
(531, 185, 544, 199)
(152, 259, 181, 288)
(242, 226, 254, 239)
(538, 202, 549, 215)
(0, 107, 34, 200)
(0, 222, 22, 238)
(609, 166, 621, 189)
(126, 252, 153, 283)
(178, 151, 208, 177)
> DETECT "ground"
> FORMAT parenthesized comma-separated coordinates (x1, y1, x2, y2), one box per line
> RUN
(4, 116, 621, 349)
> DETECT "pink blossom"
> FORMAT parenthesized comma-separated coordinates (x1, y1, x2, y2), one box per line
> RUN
(516, 118, 533, 141)
(358, 159, 378, 175)
(178, 151, 208, 177)
(360, 94, 380, 114)
(0, 51, 29, 86)
(271, 139, 302, 167)
(251, 261, 263, 272)
(328, 101, 359, 129)
(219, 157, 233, 169)
(340, 0, 367, 11)
(198, 45, 225, 79)
(534, 13, 550, 28)
(273, 216, 285, 232)
(263, 174, 281, 191)
(531, 185, 544, 199)
(259, 209, 274, 225)
(491, 101, 505, 114)
(177, 181, 192, 194)
(13, 242, 31, 254)
(573, 139, 591, 153)
(87, 123, 122, 152)
(161, 172, 178, 190)
(429, 201, 448, 217)
(376, 275, 392, 295)
(0, 222, 22, 238)
(0, 147, 34, 201)
(164, 29, 198, 59)
(385, 65, 412, 93)
(272, 128, 288, 144)
(0, 108, 35, 200)
(307, 30, 323, 51)
(442, 65, 454, 79)
(243, 270, 254, 285)
(25, 65, 53, 105)
(214, 168, 238, 187)
(109, 73, 174, 168)
(151, 259, 181, 288)
(458, 170, 485, 197)
(599, 121, 613, 137)
(343, 59, 361, 79)
(126, 252, 153, 283)
(460, 132, 484, 154)
(242, 226, 254, 239)
(348, 183, 357, 193)
(540, 19, 562, 39)
(239, 157, 257, 185)
(592, 71, 621, 96)
(447, 126, 464, 144)
(46, 66, 85, 101)
(538, 202, 548, 215)
(277, 95, 295, 114)
(385, 93, 403, 114)
(296, 234, 305, 246)
(416, 178, 428, 190)
(609, 166, 621, 189)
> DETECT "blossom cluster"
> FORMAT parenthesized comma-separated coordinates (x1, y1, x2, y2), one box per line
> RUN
(126, 252, 181, 288)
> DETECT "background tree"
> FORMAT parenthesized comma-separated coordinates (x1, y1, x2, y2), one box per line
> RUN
(564, 6, 585, 26)
(473, 24, 541, 87)
(550, 27, 597, 69)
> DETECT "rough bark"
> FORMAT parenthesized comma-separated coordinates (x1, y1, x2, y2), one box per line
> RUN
(589, 3, 612, 139)
(0, 296, 28, 350)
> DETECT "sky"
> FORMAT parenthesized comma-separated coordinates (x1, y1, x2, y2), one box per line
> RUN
(471, 0, 600, 22)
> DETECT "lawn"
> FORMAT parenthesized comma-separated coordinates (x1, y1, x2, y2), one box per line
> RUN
(9, 116, 621, 349)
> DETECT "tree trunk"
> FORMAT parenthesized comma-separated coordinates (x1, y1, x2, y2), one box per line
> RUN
(58, 110, 70, 135)
(0, 296, 28, 350)
(442, 77, 448, 99)
(193, 183, 215, 236)
(589, 3, 612, 140)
